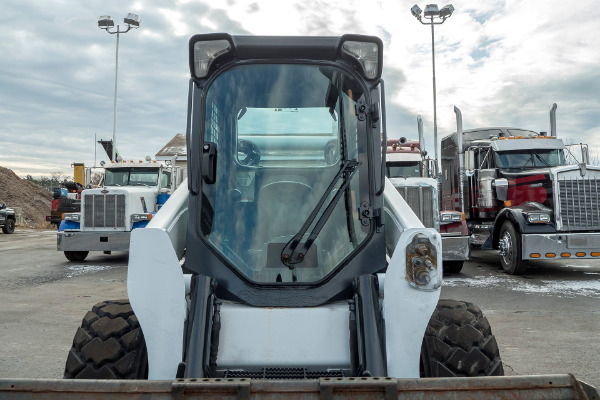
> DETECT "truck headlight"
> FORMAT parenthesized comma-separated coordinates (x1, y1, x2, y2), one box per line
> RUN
(526, 212, 550, 223)
(63, 213, 80, 222)
(131, 213, 153, 222)
(406, 233, 441, 291)
(440, 211, 463, 224)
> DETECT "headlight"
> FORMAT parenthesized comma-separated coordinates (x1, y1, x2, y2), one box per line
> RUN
(526, 212, 550, 223)
(131, 213, 153, 222)
(341, 40, 380, 79)
(440, 211, 463, 224)
(63, 213, 80, 222)
(193, 40, 231, 78)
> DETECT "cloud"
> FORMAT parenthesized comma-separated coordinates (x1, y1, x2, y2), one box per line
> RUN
(0, 0, 599, 178)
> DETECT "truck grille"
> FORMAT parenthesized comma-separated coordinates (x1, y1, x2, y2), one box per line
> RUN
(83, 194, 126, 228)
(558, 176, 600, 230)
(396, 186, 436, 228)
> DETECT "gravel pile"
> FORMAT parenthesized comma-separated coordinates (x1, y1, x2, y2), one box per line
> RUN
(0, 166, 52, 227)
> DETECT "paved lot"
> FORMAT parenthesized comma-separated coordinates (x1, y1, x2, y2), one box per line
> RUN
(0, 229, 599, 390)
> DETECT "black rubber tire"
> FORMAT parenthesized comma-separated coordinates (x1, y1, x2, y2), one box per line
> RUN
(64, 251, 89, 262)
(420, 299, 504, 377)
(64, 299, 148, 379)
(443, 261, 464, 274)
(2, 218, 15, 234)
(499, 221, 528, 275)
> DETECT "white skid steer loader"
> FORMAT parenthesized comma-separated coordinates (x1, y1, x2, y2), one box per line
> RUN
(2, 33, 597, 399)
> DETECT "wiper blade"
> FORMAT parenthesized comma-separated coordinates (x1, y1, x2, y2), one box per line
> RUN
(533, 150, 551, 167)
(281, 160, 360, 268)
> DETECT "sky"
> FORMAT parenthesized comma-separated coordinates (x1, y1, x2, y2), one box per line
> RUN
(1, 0, 599, 178)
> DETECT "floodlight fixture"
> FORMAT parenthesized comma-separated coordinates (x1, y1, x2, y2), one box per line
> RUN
(98, 16, 114, 28)
(124, 13, 141, 27)
(411, 5, 422, 18)
(439, 4, 455, 18)
(424, 4, 440, 17)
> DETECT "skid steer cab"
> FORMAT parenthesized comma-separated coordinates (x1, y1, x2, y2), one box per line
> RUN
(3, 33, 579, 399)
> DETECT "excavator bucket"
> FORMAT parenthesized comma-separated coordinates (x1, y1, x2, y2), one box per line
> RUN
(1, 375, 598, 399)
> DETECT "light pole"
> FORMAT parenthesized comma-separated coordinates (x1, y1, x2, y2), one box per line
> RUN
(411, 4, 454, 171)
(98, 13, 141, 162)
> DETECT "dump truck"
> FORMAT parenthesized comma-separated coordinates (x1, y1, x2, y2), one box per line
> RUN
(441, 104, 600, 275)
(47, 182, 84, 228)
(57, 158, 182, 261)
(2, 34, 597, 399)
(47, 163, 87, 227)
(386, 117, 470, 273)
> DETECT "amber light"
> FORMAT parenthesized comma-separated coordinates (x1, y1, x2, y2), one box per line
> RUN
(561, 253, 571, 257)
(576, 252, 586, 257)
(530, 253, 541, 258)
(545, 253, 556, 258)
(591, 252, 600, 257)
(504, 200, 512, 207)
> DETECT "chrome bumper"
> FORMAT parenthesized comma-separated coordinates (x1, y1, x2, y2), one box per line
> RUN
(441, 234, 470, 261)
(57, 231, 131, 252)
(522, 232, 600, 260)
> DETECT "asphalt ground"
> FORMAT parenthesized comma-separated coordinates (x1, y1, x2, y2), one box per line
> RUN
(0, 228, 598, 390)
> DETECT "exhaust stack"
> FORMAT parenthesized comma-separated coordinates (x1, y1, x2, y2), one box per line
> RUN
(550, 103, 557, 137)
(417, 115, 425, 154)
(454, 106, 465, 215)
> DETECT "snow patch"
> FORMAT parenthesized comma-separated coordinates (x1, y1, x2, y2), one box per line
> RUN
(443, 275, 600, 298)
(65, 265, 117, 278)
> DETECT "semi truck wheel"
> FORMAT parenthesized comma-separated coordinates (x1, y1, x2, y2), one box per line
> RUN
(420, 299, 504, 377)
(64, 251, 89, 262)
(443, 261, 463, 274)
(2, 219, 15, 234)
(64, 300, 148, 379)
(499, 221, 528, 275)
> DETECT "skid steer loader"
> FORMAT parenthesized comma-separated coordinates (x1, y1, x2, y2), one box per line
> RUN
(2, 33, 597, 399)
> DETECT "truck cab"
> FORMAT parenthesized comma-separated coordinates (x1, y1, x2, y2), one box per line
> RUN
(442, 106, 600, 274)
(57, 160, 181, 261)
(386, 135, 470, 273)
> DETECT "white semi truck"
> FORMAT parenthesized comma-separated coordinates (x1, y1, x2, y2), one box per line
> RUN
(57, 159, 182, 261)
(386, 117, 470, 273)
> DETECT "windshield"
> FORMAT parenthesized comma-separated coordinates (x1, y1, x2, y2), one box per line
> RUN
(495, 149, 565, 169)
(387, 162, 420, 178)
(200, 64, 369, 284)
(104, 167, 160, 186)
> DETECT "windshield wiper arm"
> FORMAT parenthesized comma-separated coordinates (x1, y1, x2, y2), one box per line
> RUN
(281, 160, 360, 269)
(533, 150, 551, 167)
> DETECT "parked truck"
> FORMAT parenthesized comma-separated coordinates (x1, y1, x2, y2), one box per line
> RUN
(58, 158, 182, 261)
(2, 34, 597, 400)
(386, 117, 470, 273)
(441, 104, 600, 275)
(0, 204, 16, 234)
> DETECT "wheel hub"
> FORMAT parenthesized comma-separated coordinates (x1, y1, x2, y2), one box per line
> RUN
(499, 233, 512, 262)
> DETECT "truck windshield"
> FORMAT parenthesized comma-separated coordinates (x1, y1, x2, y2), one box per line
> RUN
(104, 167, 160, 186)
(200, 63, 369, 284)
(387, 162, 421, 178)
(495, 149, 565, 169)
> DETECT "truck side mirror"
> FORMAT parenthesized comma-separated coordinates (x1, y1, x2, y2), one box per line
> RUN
(494, 178, 509, 201)
(465, 150, 475, 177)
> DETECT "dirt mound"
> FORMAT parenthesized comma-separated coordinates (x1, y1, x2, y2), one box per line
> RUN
(0, 166, 52, 227)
